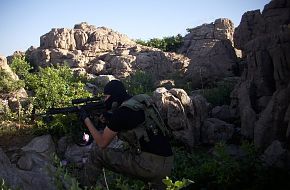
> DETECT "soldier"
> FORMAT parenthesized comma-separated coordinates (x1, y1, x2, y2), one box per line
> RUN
(79, 80, 173, 189)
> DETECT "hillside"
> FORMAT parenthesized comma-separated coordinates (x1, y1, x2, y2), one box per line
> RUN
(1, 0, 290, 189)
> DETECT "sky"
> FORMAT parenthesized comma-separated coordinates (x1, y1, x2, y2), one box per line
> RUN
(0, 0, 270, 57)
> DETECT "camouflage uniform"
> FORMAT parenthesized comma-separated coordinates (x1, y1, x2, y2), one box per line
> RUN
(87, 143, 173, 189)
(84, 94, 173, 189)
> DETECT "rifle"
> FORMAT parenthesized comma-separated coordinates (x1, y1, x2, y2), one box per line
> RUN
(42, 96, 107, 146)
(46, 97, 106, 116)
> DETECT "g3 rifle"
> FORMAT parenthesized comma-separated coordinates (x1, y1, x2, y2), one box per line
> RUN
(46, 97, 106, 116)
(42, 96, 106, 146)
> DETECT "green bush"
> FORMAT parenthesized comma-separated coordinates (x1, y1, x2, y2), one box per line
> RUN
(10, 56, 33, 80)
(0, 69, 24, 93)
(23, 65, 92, 137)
(200, 80, 236, 106)
(135, 34, 183, 52)
(2, 62, 92, 136)
(25, 65, 91, 112)
(0, 60, 32, 126)
(163, 177, 194, 190)
(199, 143, 241, 188)
(171, 141, 268, 190)
(123, 70, 154, 95)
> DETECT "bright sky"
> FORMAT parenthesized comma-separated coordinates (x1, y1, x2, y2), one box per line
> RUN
(0, 0, 269, 57)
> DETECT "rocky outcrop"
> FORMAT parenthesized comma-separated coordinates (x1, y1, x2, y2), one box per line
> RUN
(26, 22, 190, 81)
(40, 23, 136, 52)
(0, 55, 18, 80)
(152, 87, 234, 147)
(0, 55, 30, 113)
(231, 0, 290, 152)
(180, 18, 235, 56)
(152, 88, 207, 148)
(178, 18, 238, 88)
(27, 22, 136, 68)
(26, 20, 237, 87)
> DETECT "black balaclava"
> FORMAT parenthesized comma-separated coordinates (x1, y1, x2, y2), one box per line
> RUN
(103, 80, 131, 111)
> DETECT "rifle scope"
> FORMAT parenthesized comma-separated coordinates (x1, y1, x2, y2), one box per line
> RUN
(72, 97, 103, 104)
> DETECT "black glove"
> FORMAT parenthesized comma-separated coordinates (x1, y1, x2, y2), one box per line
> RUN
(78, 107, 89, 121)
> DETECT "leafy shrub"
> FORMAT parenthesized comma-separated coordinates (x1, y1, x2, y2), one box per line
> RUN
(123, 70, 155, 95)
(171, 142, 270, 190)
(162, 177, 194, 190)
(0, 58, 33, 128)
(2, 62, 92, 136)
(200, 80, 236, 106)
(25, 65, 91, 112)
(0, 98, 33, 125)
(199, 143, 241, 189)
(10, 56, 33, 80)
(0, 69, 24, 93)
(135, 34, 183, 52)
(22, 65, 92, 137)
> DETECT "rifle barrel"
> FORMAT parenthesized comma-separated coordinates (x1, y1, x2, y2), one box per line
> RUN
(46, 101, 106, 115)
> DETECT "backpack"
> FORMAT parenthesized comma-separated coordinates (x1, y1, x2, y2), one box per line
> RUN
(117, 94, 170, 154)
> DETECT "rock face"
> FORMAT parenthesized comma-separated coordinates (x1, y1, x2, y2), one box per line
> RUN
(0, 54, 29, 112)
(26, 20, 236, 86)
(152, 87, 235, 147)
(40, 24, 136, 52)
(27, 22, 136, 69)
(26, 22, 189, 80)
(178, 18, 238, 88)
(231, 0, 290, 152)
(152, 88, 205, 148)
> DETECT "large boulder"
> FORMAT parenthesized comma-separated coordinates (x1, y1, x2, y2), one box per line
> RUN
(261, 140, 290, 169)
(0, 135, 57, 190)
(201, 118, 235, 145)
(178, 18, 238, 88)
(152, 87, 209, 148)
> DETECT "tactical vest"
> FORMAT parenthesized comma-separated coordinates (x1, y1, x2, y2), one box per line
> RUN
(117, 94, 170, 154)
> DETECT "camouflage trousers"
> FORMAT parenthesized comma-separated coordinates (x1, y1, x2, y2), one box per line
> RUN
(83, 142, 174, 189)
